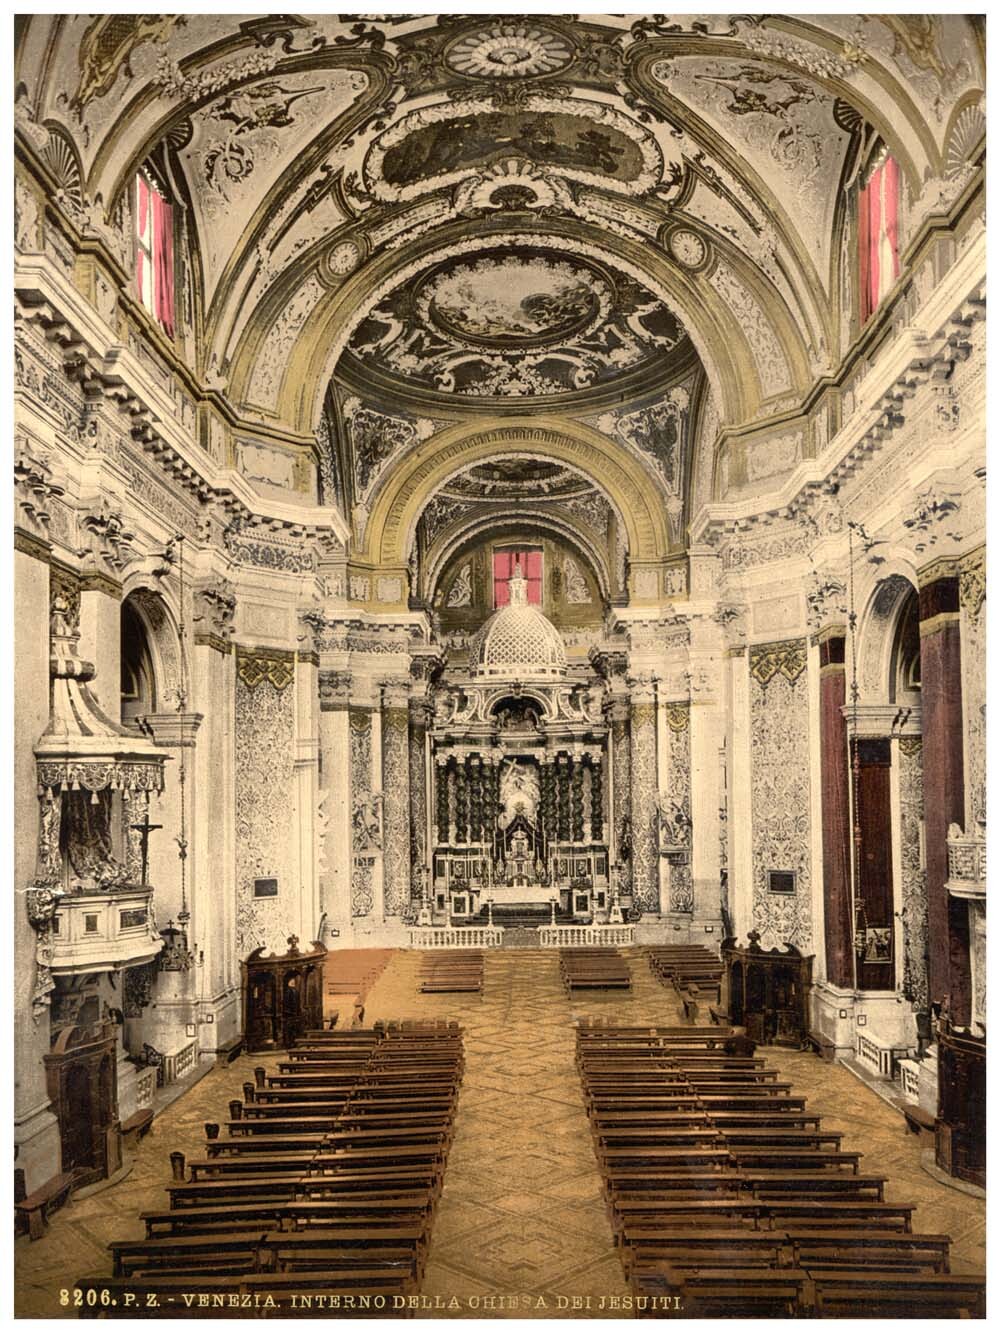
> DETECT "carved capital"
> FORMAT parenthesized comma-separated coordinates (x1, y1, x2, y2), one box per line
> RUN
(14, 437, 63, 540)
(193, 579, 237, 644)
(319, 669, 351, 710)
(78, 498, 139, 576)
(806, 573, 847, 633)
(960, 548, 986, 621)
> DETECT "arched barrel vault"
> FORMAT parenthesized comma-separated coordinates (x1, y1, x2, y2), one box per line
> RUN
(358, 418, 672, 597)
(228, 217, 809, 436)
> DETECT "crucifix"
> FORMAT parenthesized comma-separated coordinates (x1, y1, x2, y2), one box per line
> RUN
(130, 809, 163, 886)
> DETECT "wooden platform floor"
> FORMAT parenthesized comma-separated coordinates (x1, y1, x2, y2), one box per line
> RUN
(14, 947, 985, 1318)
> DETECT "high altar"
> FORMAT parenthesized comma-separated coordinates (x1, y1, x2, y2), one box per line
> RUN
(427, 566, 613, 925)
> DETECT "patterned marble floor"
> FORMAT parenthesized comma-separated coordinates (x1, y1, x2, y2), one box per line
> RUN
(14, 947, 986, 1318)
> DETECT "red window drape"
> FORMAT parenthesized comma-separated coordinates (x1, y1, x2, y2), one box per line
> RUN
(858, 155, 900, 325)
(135, 173, 175, 337)
(493, 548, 542, 607)
(153, 190, 175, 337)
(867, 165, 882, 319)
(136, 174, 150, 313)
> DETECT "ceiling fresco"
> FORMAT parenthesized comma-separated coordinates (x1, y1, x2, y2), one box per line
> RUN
(14, 13, 985, 532)
(341, 245, 688, 402)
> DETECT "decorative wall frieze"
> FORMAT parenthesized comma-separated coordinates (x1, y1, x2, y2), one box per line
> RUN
(236, 647, 295, 692)
(748, 639, 808, 687)
(693, 278, 985, 560)
(14, 261, 351, 546)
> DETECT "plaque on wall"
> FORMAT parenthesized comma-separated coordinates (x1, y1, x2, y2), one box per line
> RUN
(254, 878, 278, 898)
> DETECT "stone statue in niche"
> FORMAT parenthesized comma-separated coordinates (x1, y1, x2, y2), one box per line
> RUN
(498, 759, 540, 828)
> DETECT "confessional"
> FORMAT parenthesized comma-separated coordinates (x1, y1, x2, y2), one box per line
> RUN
(242, 938, 325, 1052)
(721, 932, 813, 1048)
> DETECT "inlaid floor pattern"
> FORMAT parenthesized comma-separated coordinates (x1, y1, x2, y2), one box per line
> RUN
(15, 947, 986, 1318)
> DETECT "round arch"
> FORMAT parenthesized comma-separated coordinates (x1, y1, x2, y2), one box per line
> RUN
(854, 564, 919, 703)
(426, 510, 614, 609)
(358, 418, 671, 588)
(119, 581, 186, 712)
(228, 217, 807, 434)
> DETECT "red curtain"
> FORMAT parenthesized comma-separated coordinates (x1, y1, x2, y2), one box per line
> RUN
(883, 155, 900, 285)
(153, 190, 175, 337)
(858, 156, 900, 326)
(493, 548, 542, 606)
(857, 177, 871, 324)
(136, 175, 150, 310)
(867, 164, 882, 320)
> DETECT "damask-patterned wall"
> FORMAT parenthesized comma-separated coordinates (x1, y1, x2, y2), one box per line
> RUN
(350, 709, 376, 917)
(748, 640, 813, 950)
(664, 702, 693, 913)
(234, 650, 297, 957)
(898, 737, 929, 1011)
(960, 548, 985, 830)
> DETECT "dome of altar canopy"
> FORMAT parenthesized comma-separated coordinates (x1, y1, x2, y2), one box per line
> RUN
(469, 563, 568, 680)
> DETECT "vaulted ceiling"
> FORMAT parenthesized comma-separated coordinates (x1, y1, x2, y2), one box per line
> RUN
(15, 13, 985, 549)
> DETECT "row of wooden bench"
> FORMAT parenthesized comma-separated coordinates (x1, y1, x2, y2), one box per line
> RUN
(560, 947, 631, 993)
(577, 1024, 985, 1319)
(647, 945, 722, 1020)
(74, 1025, 466, 1317)
(418, 949, 484, 994)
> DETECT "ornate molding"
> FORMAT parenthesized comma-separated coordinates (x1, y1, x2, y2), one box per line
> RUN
(749, 639, 807, 687)
(14, 436, 63, 542)
(960, 547, 986, 621)
(236, 647, 295, 692)
(193, 579, 237, 647)
(25, 885, 62, 1019)
(78, 498, 139, 577)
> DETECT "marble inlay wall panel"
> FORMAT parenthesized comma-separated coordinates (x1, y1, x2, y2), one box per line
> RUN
(350, 709, 375, 917)
(234, 655, 296, 956)
(748, 640, 812, 949)
(665, 703, 693, 913)
(898, 737, 929, 1011)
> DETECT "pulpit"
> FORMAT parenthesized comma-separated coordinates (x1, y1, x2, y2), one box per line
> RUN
(722, 933, 813, 1048)
(242, 938, 325, 1052)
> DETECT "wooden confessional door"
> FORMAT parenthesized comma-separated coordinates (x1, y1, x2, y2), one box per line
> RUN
(855, 739, 894, 991)
(45, 1027, 118, 1185)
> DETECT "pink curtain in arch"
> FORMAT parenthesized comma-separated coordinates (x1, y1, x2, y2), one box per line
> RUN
(858, 156, 900, 324)
(882, 155, 901, 285)
(136, 174, 150, 309)
(857, 177, 871, 324)
(493, 548, 543, 606)
(153, 190, 175, 337)
(867, 164, 882, 321)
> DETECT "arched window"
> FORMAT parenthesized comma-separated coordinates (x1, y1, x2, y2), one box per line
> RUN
(120, 599, 156, 724)
(890, 588, 921, 703)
